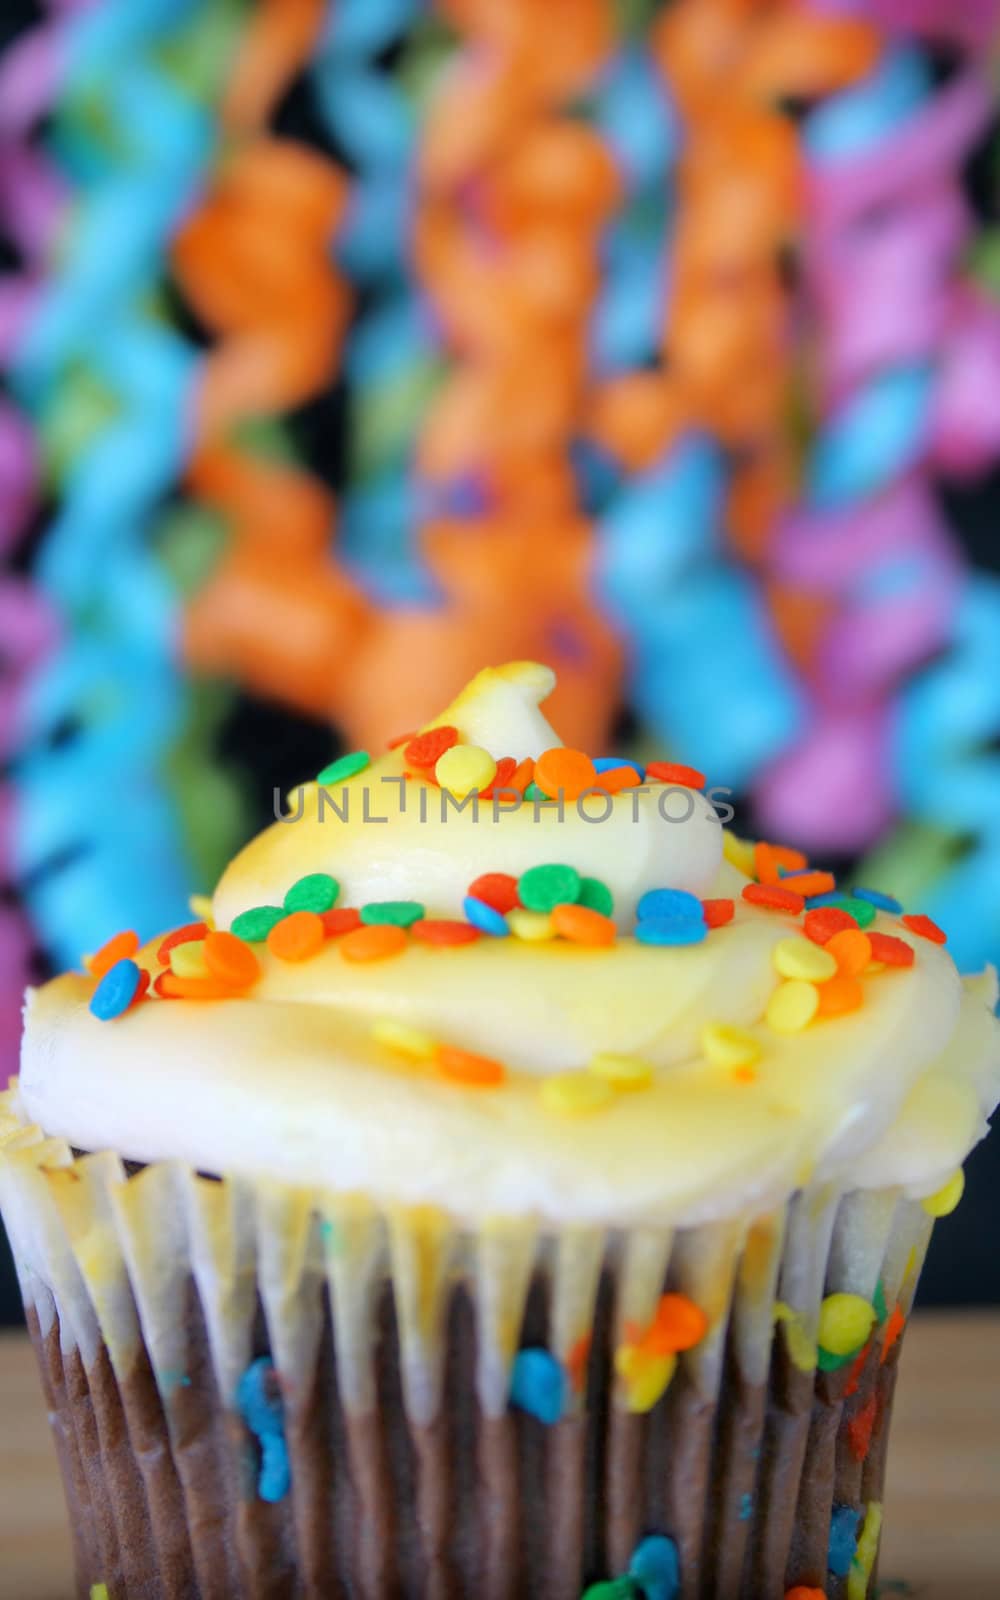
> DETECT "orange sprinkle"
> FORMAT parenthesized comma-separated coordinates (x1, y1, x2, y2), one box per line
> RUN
(267, 910, 325, 962)
(436, 1043, 506, 1087)
(595, 765, 642, 793)
(411, 918, 481, 946)
(784, 1588, 828, 1600)
(534, 746, 598, 801)
(743, 883, 805, 915)
(753, 841, 808, 885)
(629, 1293, 709, 1359)
(816, 973, 864, 1017)
(340, 923, 408, 962)
(881, 1304, 906, 1362)
(321, 907, 363, 937)
(204, 930, 261, 989)
(156, 921, 209, 966)
(387, 729, 417, 749)
(90, 929, 140, 979)
(551, 903, 617, 946)
(868, 932, 915, 968)
(468, 872, 520, 913)
(645, 760, 706, 788)
(902, 912, 946, 945)
(826, 928, 872, 977)
(702, 898, 735, 928)
(404, 725, 459, 768)
(803, 907, 856, 945)
(566, 1333, 591, 1395)
(508, 757, 535, 795)
(781, 870, 836, 898)
(154, 971, 238, 1000)
(844, 1339, 873, 1398)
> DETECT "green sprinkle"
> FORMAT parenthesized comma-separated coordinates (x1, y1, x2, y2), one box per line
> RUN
(230, 905, 286, 943)
(524, 782, 552, 802)
(360, 900, 425, 928)
(518, 864, 582, 913)
(284, 873, 339, 914)
(873, 1280, 888, 1325)
(843, 896, 876, 928)
(317, 750, 370, 785)
(816, 1344, 863, 1373)
(581, 1581, 638, 1600)
(577, 876, 614, 917)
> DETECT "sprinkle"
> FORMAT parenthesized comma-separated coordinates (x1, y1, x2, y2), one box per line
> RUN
(847, 1393, 878, 1463)
(534, 746, 598, 800)
(320, 907, 363, 937)
(701, 1023, 761, 1071)
(89, 929, 140, 979)
(481, 755, 518, 797)
(237, 1357, 290, 1503)
(803, 907, 856, 944)
(594, 756, 645, 781)
(91, 1587, 110, 1600)
(779, 869, 836, 898)
(170, 939, 208, 979)
(629, 1533, 681, 1600)
(818, 1293, 876, 1357)
(826, 928, 873, 977)
(267, 911, 325, 962)
(722, 832, 757, 875)
(593, 764, 642, 793)
(816, 974, 864, 1017)
(636, 1294, 709, 1355)
(743, 883, 805, 915)
(739, 1492, 753, 1521)
(921, 1167, 965, 1217)
(881, 1305, 905, 1361)
(901, 912, 946, 944)
(403, 725, 458, 768)
(507, 908, 556, 941)
(467, 872, 520, 913)
(411, 918, 480, 946)
(637, 887, 702, 923)
(784, 1589, 827, 1600)
(565, 1333, 591, 1394)
(773, 936, 838, 984)
(636, 918, 706, 946)
(157, 921, 209, 965)
(615, 1346, 677, 1413)
(754, 841, 808, 884)
(340, 924, 408, 962)
(577, 876, 614, 917)
(853, 886, 902, 914)
(847, 1503, 882, 1600)
(131, 970, 152, 1006)
(541, 1073, 615, 1116)
(809, 892, 876, 928)
(580, 1582, 634, 1600)
(827, 1504, 861, 1579)
(436, 1043, 506, 1086)
(90, 959, 143, 1020)
(435, 743, 497, 797)
(231, 905, 286, 943)
(867, 932, 915, 968)
(701, 897, 735, 928)
(767, 980, 820, 1033)
(317, 750, 370, 785)
(524, 781, 548, 801)
(510, 1349, 565, 1425)
(360, 900, 424, 928)
(508, 757, 535, 794)
(519, 862, 582, 913)
(284, 872, 339, 914)
(154, 972, 237, 1000)
(551, 903, 616, 946)
(773, 1302, 818, 1372)
(463, 895, 510, 936)
(372, 1019, 436, 1061)
(645, 760, 706, 789)
(589, 1052, 653, 1090)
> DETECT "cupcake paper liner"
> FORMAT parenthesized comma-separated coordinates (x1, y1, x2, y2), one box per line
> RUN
(0, 1086, 933, 1600)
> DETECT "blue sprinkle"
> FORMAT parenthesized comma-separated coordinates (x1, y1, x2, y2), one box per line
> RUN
(237, 1357, 291, 1503)
(510, 1348, 565, 1425)
(852, 886, 903, 914)
(463, 896, 510, 937)
(594, 756, 645, 781)
(636, 888, 704, 923)
(802, 890, 842, 909)
(636, 918, 707, 947)
(738, 1491, 753, 1521)
(89, 958, 141, 1020)
(629, 1533, 680, 1600)
(828, 1504, 862, 1578)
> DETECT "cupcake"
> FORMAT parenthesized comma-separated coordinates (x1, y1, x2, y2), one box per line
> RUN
(3, 660, 997, 1600)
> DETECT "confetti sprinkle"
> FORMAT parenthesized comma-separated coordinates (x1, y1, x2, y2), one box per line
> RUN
(534, 746, 598, 800)
(828, 1505, 862, 1579)
(852, 886, 902, 914)
(818, 1294, 876, 1358)
(237, 1358, 290, 1504)
(784, 1588, 827, 1600)
(636, 918, 706, 946)
(340, 924, 408, 962)
(510, 1349, 565, 1425)
(848, 1393, 878, 1464)
(701, 897, 735, 928)
(519, 863, 582, 913)
(779, 869, 836, 898)
(615, 1346, 677, 1413)
(645, 760, 706, 789)
(594, 757, 644, 781)
(826, 928, 873, 976)
(754, 841, 808, 884)
(767, 980, 820, 1033)
(867, 932, 915, 968)
(411, 918, 480, 946)
(437, 1043, 506, 1086)
(592, 764, 641, 794)
(403, 724, 458, 768)
(507, 908, 556, 941)
(637, 887, 703, 922)
(360, 900, 424, 928)
(284, 872, 339, 914)
(89, 959, 143, 1020)
(577, 876, 614, 917)
(463, 895, 510, 936)
(629, 1534, 681, 1600)
(155, 972, 235, 1001)
(803, 907, 857, 945)
(435, 743, 497, 797)
(808, 892, 876, 929)
(170, 940, 208, 979)
(743, 883, 805, 915)
(921, 1167, 965, 1217)
(847, 1503, 882, 1600)
(773, 936, 838, 984)
(723, 832, 757, 875)
(317, 750, 370, 786)
(267, 910, 325, 963)
(231, 905, 286, 943)
(816, 974, 864, 1017)
(541, 1073, 615, 1116)
(701, 1023, 761, 1071)
(157, 921, 209, 965)
(901, 912, 946, 944)
(320, 907, 363, 937)
(371, 1019, 436, 1060)
(634, 1294, 709, 1356)
(467, 872, 520, 913)
(89, 929, 140, 980)
(588, 1052, 653, 1090)
(551, 903, 617, 946)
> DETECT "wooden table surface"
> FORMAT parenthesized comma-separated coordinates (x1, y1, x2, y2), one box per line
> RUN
(0, 1312, 997, 1598)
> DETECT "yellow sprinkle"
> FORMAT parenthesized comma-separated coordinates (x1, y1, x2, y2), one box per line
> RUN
(91, 1587, 110, 1600)
(921, 1167, 965, 1218)
(189, 893, 215, 930)
(766, 979, 820, 1034)
(615, 1347, 677, 1413)
(847, 1501, 882, 1600)
(723, 831, 757, 876)
(170, 939, 207, 979)
(818, 1292, 876, 1356)
(371, 1018, 436, 1060)
(588, 1052, 653, 1091)
(434, 743, 497, 797)
(773, 1302, 817, 1372)
(773, 935, 837, 984)
(541, 1073, 615, 1117)
(507, 908, 556, 941)
(700, 1022, 761, 1071)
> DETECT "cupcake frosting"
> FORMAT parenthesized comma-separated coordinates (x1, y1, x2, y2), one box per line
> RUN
(17, 662, 1000, 1229)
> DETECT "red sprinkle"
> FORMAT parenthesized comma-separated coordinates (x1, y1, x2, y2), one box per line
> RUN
(411, 919, 481, 946)
(742, 883, 805, 915)
(844, 1339, 873, 1398)
(403, 725, 459, 768)
(868, 932, 915, 968)
(702, 898, 735, 928)
(901, 912, 946, 945)
(645, 760, 706, 788)
(480, 755, 517, 799)
(566, 1334, 591, 1395)
(320, 907, 363, 938)
(468, 872, 520, 913)
(156, 922, 208, 966)
(803, 907, 856, 945)
(129, 969, 151, 1008)
(847, 1393, 878, 1463)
